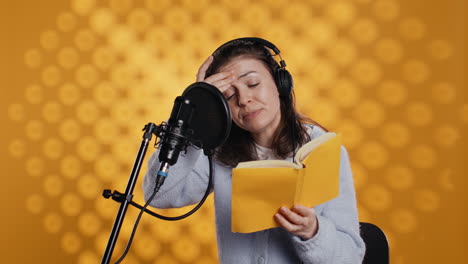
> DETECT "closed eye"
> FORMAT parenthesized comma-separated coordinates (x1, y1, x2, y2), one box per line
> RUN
(248, 83, 259, 88)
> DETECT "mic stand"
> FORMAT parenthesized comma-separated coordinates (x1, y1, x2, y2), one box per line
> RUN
(101, 123, 160, 264)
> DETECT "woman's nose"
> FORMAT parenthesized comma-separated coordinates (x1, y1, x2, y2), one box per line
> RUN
(237, 89, 252, 106)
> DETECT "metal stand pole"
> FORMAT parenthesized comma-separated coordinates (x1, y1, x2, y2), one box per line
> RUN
(101, 123, 157, 264)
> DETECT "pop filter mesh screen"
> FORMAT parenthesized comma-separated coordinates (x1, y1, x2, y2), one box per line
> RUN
(182, 82, 231, 151)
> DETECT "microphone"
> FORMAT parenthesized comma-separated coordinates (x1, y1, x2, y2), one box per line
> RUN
(154, 82, 232, 191)
(155, 96, 194, 190)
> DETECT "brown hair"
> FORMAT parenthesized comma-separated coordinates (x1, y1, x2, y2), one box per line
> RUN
(206, 39, 325, 167)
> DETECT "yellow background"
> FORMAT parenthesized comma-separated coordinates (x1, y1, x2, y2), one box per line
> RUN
(1, 0, 467, 263)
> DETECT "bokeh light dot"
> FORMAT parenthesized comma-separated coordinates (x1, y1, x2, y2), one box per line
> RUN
(24, 84, 44, 104)
(172, 236, 200, 263)
(281, 3, 312, 29)
(26, 156, 45, 178)
(433, 124, 460, 147)
(377, 80, 407, 106)
(431, 82, 456, 104)
(43, 174, 64, 197)
(61, 231, 82, 254)
(59, 118, 81, 142)
(189, 220, 216, 244)
(336, 119, 364, 149)
(326, 38, 357, 67)
(351, 161, 367, 190)
(384, 165, 414, 191)
(77, 136, 101, 162)
(357, 141, 389, 169)
(94, 154, 120, 182)
(309, 60, 337, 86)
(92, 46, 117, 70)
(127, 8, 153, 33)
(305, 19, 337, 47)
(93, 118, 119, 144)
(24, 49, 42, 68)
(414, 189, 440, 212)
(326, 1, 356, 26)
(41, 66, 62, 87)
(304, 98, 339, 128)
(75, 29, 96, 51)
(351, 58, 381, 86)
(428, 39, 453, 60)
(25, 194, 45, 214)
(59, 83, 81, 106)
(60, 155, 81, 180)
(391, 208, 417, 233)
(77, 173, 101, 199)
(332, 80, 362, 109)
(406, 102, 433, 127)
(25, 119, 45, 140)
(108, 25, 136, 51)
(402, 60, 430, 84)
(57, 12, 77, 32)
(134, 233, 161, 261)
(374, 38, 403, 64)
(78, 211, 102, 237)
(57, 47, 80, 69)
(362, 184, 392, 211)
(353, 100, 385, 128)
(40, 30, 60, 50)
(373, 0, 399, 21)
(77, 250, 100, 264)
(42, 101, 63, 123)
(381, 122, 411, 148)
(399, 17, 426, 41)
(75, 64, 99, 88)
(76, 100, 100, 124)
(8, 139, 26, 158)
(409, 144, 437, 169)
(71, 0, 96, 16)
(95, 197, 117, 220)
(43, 137, 64, 160)
(109, 0, 133, 14)
(60, 193, 83, 217)
(89, 7, 116, 34)
(150, 221, 181, 242)
(7, 103, 26, 122)
(43, 212, 63, 234)
(350, 18, 379, 45)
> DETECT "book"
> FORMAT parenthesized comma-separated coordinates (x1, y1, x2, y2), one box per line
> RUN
(231, 132, 342, 233)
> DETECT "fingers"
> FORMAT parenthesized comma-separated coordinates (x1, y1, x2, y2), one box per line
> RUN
(196, 56, 214, 82)
(292, 204, 315, 218)
(274, 205, 318, 240)
(277, 206, 305, 226)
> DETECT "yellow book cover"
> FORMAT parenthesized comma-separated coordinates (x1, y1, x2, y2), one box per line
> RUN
(231, 132, 342, 233)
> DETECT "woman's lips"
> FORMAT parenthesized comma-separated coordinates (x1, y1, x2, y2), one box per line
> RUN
(243, 109, 261, 120)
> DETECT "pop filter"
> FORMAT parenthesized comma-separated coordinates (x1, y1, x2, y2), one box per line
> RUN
(182, 82, 231, 154)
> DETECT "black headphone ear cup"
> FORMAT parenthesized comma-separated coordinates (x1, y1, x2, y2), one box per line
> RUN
(275, 68, 293, 97)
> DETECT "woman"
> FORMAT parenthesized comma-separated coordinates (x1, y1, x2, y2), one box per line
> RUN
(143, 38, 365, 263)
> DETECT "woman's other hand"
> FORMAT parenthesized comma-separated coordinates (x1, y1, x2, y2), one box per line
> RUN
(274, 205, 319, 240)
(196, 56, 235, 97)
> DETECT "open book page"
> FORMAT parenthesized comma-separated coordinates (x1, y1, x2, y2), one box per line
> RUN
(295, 132, 336, 163)
(231, 132, 342, 233)
(235, 132, 336, 169)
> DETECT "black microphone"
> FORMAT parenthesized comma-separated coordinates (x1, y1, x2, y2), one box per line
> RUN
(155, 96, 194, 190)
(154, 82, 232, 191)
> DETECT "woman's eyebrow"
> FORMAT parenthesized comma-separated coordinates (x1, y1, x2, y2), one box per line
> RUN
(238, 71, 257, 79)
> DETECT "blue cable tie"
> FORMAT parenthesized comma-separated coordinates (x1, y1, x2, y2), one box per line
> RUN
(157, 170, 168, 177)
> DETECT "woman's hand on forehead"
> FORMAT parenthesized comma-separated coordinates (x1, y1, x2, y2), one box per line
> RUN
(196, 56, 236, 98)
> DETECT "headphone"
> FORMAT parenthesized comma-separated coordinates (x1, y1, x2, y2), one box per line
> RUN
(212, 37, 293, 97)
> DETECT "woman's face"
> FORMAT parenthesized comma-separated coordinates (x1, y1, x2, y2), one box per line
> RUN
(219, 56, 282, 143)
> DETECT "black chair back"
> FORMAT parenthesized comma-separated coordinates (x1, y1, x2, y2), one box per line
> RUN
(360, 222, 389, 264)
